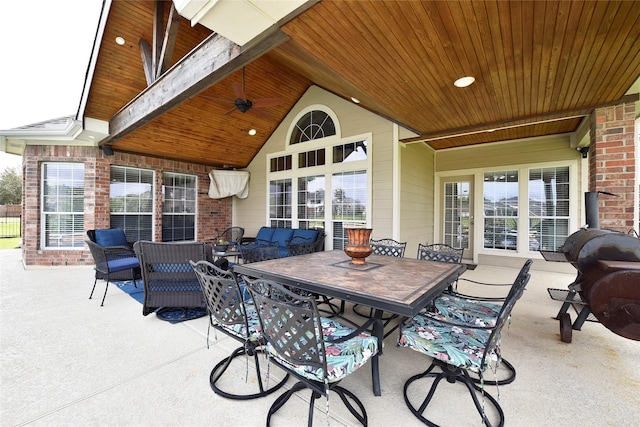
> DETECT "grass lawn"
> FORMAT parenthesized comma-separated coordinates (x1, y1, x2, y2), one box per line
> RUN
(0, 237, 21, 250)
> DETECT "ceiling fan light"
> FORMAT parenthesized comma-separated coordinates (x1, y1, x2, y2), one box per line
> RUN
(454, 76, 475, 88)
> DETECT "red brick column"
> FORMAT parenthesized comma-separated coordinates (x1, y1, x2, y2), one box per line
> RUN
(589, 101, 637, 231)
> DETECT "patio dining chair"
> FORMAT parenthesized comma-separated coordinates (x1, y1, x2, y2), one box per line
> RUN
(422, 259, 534, 385)
(189, 260, 289, 400)
(417, 243, 464, 263)
(353, 238, 407, 320)
(398, 264, 531, 426)
(243, 276, 382, 426)
(215, 226, 245, 250)
(417, 243, 465, 290)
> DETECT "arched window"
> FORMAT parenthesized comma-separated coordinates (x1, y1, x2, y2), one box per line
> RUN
(289, 110, 336, 145)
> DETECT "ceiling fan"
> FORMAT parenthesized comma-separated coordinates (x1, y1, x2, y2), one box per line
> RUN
(202, 68, 284, 118)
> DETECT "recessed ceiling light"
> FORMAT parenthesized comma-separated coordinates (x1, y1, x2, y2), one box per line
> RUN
(248, 129, 257, 136)
(454, 76, 475, 88)
(115, 36, 126, 45)
(351, 97, 360, 104)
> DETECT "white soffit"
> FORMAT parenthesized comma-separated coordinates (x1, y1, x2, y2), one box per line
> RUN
(174, 0, 307, 46)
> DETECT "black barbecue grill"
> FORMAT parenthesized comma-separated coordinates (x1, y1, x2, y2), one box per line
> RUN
(542, 228, 640, 342)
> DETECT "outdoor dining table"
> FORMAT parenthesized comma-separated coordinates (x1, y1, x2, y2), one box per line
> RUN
(233, 249, 466, 396)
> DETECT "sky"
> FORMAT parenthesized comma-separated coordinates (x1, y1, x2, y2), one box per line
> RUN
(0, 0, 103, 170)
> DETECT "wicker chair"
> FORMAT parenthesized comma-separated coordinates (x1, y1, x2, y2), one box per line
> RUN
(133, 241, 210, 317)
(86, 239, 140, 306)
(242, 276, 382, 426)
(87, 228, 141, 282)
(189, 260, 289, 400)
(398, 264, 531, 426)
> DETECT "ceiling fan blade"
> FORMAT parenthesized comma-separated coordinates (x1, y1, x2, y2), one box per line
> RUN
(223, 106, 237, 115)
(200, 95, 235, 105)
(252, 98, 285, 108)
(232, 82, 246, 101)
(250, 107, 273, 120)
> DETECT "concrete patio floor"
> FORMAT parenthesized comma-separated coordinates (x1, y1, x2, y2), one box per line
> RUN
(1, 248, 639, 426)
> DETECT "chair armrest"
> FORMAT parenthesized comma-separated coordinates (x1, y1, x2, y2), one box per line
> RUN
(328, 318, 383, 345)
(448, 277, 511, 301)
(458, 277, 512, 287)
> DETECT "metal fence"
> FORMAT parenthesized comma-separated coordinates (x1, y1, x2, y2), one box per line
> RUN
(0, 205, 21, 238)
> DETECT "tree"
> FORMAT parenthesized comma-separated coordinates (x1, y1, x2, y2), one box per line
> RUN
(0, 166, 22, 205)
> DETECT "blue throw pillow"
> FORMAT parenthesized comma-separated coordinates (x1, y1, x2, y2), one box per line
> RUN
(271, 228, 294, 248)
(255, 227, 275, 242)
(292, 229, 318, 241)
(94, 228, 129, 247)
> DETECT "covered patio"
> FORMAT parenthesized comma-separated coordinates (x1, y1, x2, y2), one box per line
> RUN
(2, 249, 638, 426)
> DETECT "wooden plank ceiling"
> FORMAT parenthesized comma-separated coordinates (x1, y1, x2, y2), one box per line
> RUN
(84, 0, 640, 168)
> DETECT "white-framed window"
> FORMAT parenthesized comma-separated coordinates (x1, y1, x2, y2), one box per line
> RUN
(480, 164, 573, 253)
(483, 170, 519, 251)
(41, 162, 85, 249)
(268, 178, 292, 228)
(110, 166, 153, 242)
(162, 172, 197, 241)
(268, 107, 370, 249)
(528, 166, 570, 251)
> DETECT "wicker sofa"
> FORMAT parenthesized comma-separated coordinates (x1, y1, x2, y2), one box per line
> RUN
(240, 227, 325, 258)
(133, 241, 211, 316)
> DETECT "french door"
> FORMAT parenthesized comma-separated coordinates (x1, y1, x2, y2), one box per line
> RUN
(441, 176, 474, 258)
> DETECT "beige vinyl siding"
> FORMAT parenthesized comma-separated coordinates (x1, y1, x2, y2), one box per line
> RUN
(435, 134, 578, 172)
(400, 142, 435, 258)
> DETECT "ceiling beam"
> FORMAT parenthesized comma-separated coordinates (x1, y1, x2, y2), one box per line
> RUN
(106, 28, 289, 144)
(402, 94, 640, 144)
(157, 3, 181, 78)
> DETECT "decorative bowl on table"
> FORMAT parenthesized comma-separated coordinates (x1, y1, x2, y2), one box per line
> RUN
(213, 244, 229, 253)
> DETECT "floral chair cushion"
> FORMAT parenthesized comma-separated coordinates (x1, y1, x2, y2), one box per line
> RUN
(424, 294, 502, 327)
(266, 317, 378, 383)
(398, 313, 499, 374)
(213, 304, 262, 341)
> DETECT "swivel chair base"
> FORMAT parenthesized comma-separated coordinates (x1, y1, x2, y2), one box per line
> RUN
(267, 381, 368, 427)
(210, 345, 289, 400)
(403, 359, 504, 427)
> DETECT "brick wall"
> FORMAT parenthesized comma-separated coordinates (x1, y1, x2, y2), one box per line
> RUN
(589, 101, 637, 231)
(21, 146, 232, 266)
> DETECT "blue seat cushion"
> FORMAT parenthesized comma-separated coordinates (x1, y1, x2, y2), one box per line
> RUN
(102, 257, 140, 273)
(94, 229, 129, 247)
(255, 227, 275, 242)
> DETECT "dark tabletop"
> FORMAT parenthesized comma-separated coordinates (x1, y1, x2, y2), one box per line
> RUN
(234, 250, 465, 317)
